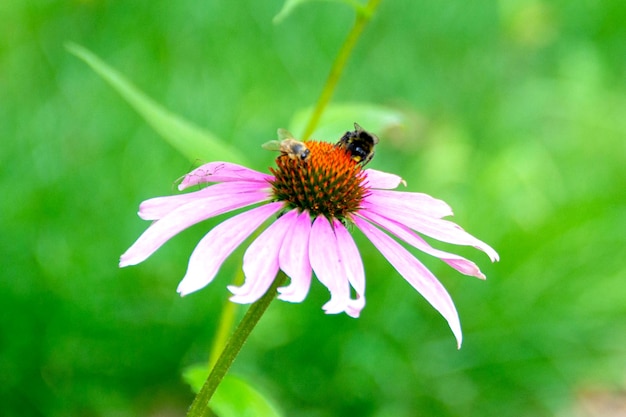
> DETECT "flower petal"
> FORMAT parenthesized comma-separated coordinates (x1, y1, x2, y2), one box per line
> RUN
(176, 202, 283, 296)
(278, 210, 313, 303)
(358, 210, 486, 279)
(178, 162, 273, 190)
(354, 216, 463, 348)
(333, 219, 366, 318)
(228, 209, 299, 304)
(139, 181, 271, 220)
(365, 189, 453, 218)
(361, 201, 499, 262)
(363, 168, 407, 189)
(119, 191, 270, 267)
(309, 216, 350, 315)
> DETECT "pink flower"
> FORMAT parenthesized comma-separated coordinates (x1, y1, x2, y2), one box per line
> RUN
(120, 140, 498, 347)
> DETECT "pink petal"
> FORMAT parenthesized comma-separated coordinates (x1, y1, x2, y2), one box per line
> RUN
(176, 202, 283, 296)
(361, 201, 499, 262)
(358, 210, 486, 279)
(309, 216, 350, 315)
(228, 209, 298, 303)
(354, 216, 463, 348)
(278, 210, 313, 303)
(333, 219, 366, 318)
(119, 191, 270, 267)
(363, 169, 407, 189)
(365, 189, 453, 218)
(139, 181, 271, 220)
(178, 162, 273, 190)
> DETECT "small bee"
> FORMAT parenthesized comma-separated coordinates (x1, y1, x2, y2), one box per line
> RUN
(335, 122, 379, 166)
(262, 129, 311, 162)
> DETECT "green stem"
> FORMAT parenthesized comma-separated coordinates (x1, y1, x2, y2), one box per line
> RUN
(301, 0, 383, 140)
(207, 269, 244, 370)
(186, 272, 288, 417)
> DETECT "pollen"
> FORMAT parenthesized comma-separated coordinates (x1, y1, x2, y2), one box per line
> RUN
(269, 141, 367, 220)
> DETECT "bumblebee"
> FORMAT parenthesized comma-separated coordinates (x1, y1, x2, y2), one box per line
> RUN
(262, 129, 311, 161)
(335, 122, 379, 166)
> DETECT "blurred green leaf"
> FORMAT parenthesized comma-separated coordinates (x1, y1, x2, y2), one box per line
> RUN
(182, 364, 211, 394)
(288, 102, 406, 140)
(273, 0, 363, 24)
(66, 43, 247, 164)
(212, 374, 283, 417)
(183, 365, 282, 417)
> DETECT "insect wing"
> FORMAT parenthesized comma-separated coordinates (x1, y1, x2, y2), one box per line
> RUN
(262, 140, 283, 152)
(277, 128, 295, 141)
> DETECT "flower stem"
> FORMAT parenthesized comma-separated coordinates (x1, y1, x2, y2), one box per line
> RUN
(186, 272, 288, 417)
(301, 0, 383, 140)
(206, 269, 244, 370)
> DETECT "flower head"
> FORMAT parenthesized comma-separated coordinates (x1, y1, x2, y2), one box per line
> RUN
(120, 130, 498, 347)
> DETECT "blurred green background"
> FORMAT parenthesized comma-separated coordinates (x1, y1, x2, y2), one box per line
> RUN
(2, 0, 626, 416)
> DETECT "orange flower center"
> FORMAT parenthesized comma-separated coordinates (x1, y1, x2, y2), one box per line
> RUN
(269, 141, 368, 220)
